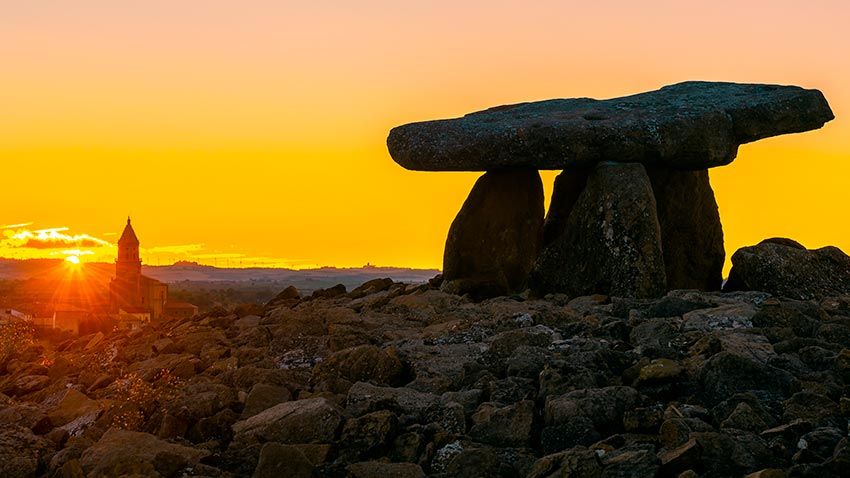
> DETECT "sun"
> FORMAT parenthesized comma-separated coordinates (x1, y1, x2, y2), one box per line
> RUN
(65, 255, 81, 265)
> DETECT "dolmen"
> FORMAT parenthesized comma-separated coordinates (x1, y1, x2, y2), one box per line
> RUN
(387, 81, 834, 299)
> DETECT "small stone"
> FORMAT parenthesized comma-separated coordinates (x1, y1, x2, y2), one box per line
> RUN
(744, 469, 786, 478)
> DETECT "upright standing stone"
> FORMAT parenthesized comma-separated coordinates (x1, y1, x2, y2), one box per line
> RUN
(647, 168, 725, 290)
(531, 162, 666, 298)
(542, 169, 589, 246)
(442, 170, 544, 299)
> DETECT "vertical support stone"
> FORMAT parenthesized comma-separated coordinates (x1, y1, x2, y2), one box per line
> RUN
(542, 168, 590, 247)
(441, 169, 544, 299)
(531, 162, 667, 298)
(647, 168, 725, 291)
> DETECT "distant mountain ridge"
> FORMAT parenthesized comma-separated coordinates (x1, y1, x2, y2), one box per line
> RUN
(0, 258, 440, 285)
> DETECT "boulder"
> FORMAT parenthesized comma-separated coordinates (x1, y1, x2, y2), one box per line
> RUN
(266, 285, 301, 308)
(526, 446, 603, 478)
(242, 383, 292, 418)
(339, 410, 398, 459)
(700, 351, 797, 404)
(441, 169, 544, 299)
(8, 375, 50, 397)
(231, 397, 342, 445)
(47, 389, 101, 427)
(79, 428, 208, 478)
(544, 386, 642, 435)
(600, 444, 659, 478)
(0, 426, 54, 478)
(531, 162, 666, 298)
(681, 304, 757, 332)
(346, 461, 426, 478)
(252, 443, 322, 478)
(387, 81, 833, 171)
(350, 278, 395, 298)
(345, 382, 442, 421)
(469, 400, 534, 447)
(647, 167, 724, 290)
(440, 446, 536, 478)
(312, 344, 404, 386)
(724, 238, 850, 300)
(310, 284, 347, 300)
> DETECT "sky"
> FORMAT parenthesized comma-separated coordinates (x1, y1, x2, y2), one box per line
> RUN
(1, 1, 848, 272)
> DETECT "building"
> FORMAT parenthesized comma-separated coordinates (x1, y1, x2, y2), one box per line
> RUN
(164, 301, 199, 320)
(52, 305, 87, 334)
(0, 309, 30, 322)
(108, 218, 170, 321)
(116, 306, 151, 330)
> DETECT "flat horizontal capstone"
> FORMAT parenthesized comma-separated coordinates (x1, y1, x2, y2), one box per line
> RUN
(387, 81, 833, 171)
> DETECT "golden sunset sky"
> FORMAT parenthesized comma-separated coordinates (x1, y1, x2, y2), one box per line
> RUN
(1, 1, 848, 271)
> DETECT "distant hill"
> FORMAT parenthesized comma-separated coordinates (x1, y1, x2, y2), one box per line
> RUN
(0, 258, 439, 288)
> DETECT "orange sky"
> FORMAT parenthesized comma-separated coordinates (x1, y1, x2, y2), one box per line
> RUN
(1, 1, 848, 272)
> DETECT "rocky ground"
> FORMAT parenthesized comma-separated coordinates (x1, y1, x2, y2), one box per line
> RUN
(2, 276, 850, 477)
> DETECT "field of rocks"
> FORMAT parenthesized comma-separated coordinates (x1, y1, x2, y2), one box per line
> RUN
(2, 265, 850, 477)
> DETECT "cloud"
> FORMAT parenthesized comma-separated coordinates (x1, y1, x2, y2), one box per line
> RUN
(61, 249, 95, 256)
(1, 222, 33, 230)
(3, 227, 112, 250)
(20, 237, 107, 249)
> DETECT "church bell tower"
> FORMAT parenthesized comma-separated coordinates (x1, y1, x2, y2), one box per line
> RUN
(116, 217, 142, 282)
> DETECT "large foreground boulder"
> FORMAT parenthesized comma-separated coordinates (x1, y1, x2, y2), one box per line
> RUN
(647, 167, 724, 290)
(441, 169, 544, 299)
(388, 81, 833, 171)
(724, 238, 850, 300)
(231, 397, 342, 446)
(0, 426, 54, 478)
(80, 428, 208, 478)
(531, 162, 667, 298)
